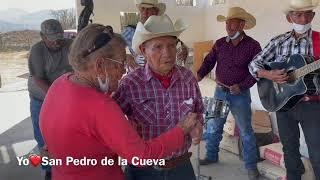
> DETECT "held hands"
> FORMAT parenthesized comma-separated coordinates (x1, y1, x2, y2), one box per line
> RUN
(177, 112, 198, 135)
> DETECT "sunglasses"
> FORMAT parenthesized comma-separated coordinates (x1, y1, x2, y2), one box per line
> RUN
(83, 26, 114, 57)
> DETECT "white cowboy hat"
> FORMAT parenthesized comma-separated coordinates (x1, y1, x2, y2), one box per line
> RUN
(217, 7, 256, 30)
(283, 0, 319, 14)
(136, 0, 166, 15)
(132, 14, 188, 54)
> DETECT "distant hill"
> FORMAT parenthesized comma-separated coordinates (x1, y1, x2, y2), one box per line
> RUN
(0, 9, 54, 32)
(0, 30, 40, 51)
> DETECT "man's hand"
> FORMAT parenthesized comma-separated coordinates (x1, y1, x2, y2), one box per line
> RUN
(177, 113, 198, 135)
(190, 121, 203, 145)
(126, 54, 139, 72)
(230, 84, 241, 95)
(258, 69, 289, 84)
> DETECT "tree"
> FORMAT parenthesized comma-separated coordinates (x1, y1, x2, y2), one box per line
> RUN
(50, 8, 76, 30)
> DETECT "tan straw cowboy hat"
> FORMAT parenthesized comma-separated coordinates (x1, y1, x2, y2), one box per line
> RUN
(283, 0, 319, 14)
(132, 14, 188, 54)
(217, 7, 256, 30)
(136, 0, 166, 15)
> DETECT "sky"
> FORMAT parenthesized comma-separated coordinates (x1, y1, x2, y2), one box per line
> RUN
(0, 0, 76, 12)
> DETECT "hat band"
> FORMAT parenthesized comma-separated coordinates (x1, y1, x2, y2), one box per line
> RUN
(141, 3, 156, 6)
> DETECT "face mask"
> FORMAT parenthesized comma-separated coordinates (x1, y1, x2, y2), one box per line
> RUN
(97, 74, 110, 93)
(292, 22, 312, 34)
(229, 31, 241, 40)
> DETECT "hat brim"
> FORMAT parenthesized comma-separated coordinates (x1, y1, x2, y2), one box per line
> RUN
(217, 13, 256, 30)
(136, 3, 166, 15)
(283, 5, 318, 14)
(45, 33, 64, 41)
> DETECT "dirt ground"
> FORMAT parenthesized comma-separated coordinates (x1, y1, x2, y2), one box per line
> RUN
(0, 51, 29, 88)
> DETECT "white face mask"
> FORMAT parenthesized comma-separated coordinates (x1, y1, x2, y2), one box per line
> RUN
(292, 22, 312, 34)
(97, 74, 110, 93)
(229, 31, 241, 40)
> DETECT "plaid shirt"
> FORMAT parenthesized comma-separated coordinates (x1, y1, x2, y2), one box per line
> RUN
(113, 64, 204, 159)
(121, 26, 146, 66)
(249, 30, 313, 79)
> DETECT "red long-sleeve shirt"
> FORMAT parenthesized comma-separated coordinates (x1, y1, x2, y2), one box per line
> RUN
(40, 73, 185, 180)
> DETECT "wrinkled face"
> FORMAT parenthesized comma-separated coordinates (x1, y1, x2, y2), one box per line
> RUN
(140, 36, 178, 75)
(225, 18, 245, 37)
(43, 37, 65, 51)
(287, 10, 315, 25)
(96, 43, 126, 92)
(140, 6, 159, 23)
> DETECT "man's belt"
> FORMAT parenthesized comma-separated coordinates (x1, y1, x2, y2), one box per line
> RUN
(154, 152, 192, 170)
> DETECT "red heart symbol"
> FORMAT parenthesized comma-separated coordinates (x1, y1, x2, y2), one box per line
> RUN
(29, 154, 41, 167)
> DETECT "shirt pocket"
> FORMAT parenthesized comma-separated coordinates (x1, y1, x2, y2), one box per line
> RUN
(132, 98, 156, 124)
(178, 99, 194, 122)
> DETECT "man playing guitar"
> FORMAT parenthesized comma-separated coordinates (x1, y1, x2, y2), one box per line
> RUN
(249, 0, 320, 179)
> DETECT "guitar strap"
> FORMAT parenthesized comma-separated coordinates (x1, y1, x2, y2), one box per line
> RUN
(312, 31, 320, 61)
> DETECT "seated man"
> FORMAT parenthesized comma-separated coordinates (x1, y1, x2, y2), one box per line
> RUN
(113, 14, 203, 180)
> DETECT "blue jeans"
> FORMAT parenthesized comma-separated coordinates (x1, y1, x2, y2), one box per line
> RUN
(125, 160, 196, 180)
(30, 97, 45, 148)
(30, 97, 51, 171)
(203, 86, 258, 170)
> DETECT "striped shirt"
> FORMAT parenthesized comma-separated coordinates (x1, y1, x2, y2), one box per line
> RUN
(249, 30, 313, 79)
(113, 64, 204, 159)
(121, 26, 146, 66)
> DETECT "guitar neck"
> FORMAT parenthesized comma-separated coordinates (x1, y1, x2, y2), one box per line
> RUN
(295, 60, 320, 78)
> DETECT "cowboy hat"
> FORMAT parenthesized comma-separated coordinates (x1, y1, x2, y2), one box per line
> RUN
(217, 7, 256, 30)
(136, 0, 166, 15)
(283, 0, 319, 14)
(132, 14, 188, 54)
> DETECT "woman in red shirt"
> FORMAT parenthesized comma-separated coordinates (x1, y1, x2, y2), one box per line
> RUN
(39, 24, 197, 180)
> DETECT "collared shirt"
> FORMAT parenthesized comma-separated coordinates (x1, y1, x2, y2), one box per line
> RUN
(121, 26, 146, 66)
(249, 30, 313, 79)
(197, 34, 261, 91)
(113, 65, 204, 159)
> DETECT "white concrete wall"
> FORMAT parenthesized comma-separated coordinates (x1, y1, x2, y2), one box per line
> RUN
(76, 0, 320, 134)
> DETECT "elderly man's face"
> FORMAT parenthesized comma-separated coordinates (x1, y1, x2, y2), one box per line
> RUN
(287, 10, 315, 25)
(225, 18, 245, 37)
(141, 36, 178, 75)
(140, 7, 159, 23)
(43, 37, 64, 51)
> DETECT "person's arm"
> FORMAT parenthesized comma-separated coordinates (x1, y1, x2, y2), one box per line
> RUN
(197, 44, 218, 81)
(28, 44, 50, 93)
(94, 99, 196, 162)
(248, 38, 288, 84)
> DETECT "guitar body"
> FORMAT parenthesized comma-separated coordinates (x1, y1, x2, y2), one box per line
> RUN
(257, 54, 318, 112)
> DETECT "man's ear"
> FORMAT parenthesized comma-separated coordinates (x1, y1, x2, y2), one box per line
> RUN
(286, 14, 293, 23)
(139, 44, 147, 57)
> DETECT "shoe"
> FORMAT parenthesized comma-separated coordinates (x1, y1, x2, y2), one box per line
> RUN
(247, 169, 260, 180)
(199, 158, 218, 165)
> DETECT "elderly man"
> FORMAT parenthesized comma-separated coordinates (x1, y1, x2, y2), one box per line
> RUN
(249, 0, 320, 179)
(114, 15, 203, 180)
(196, 7, 261, 180)
(122, 0, 188, 70)
(28, 19, 73, 180)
